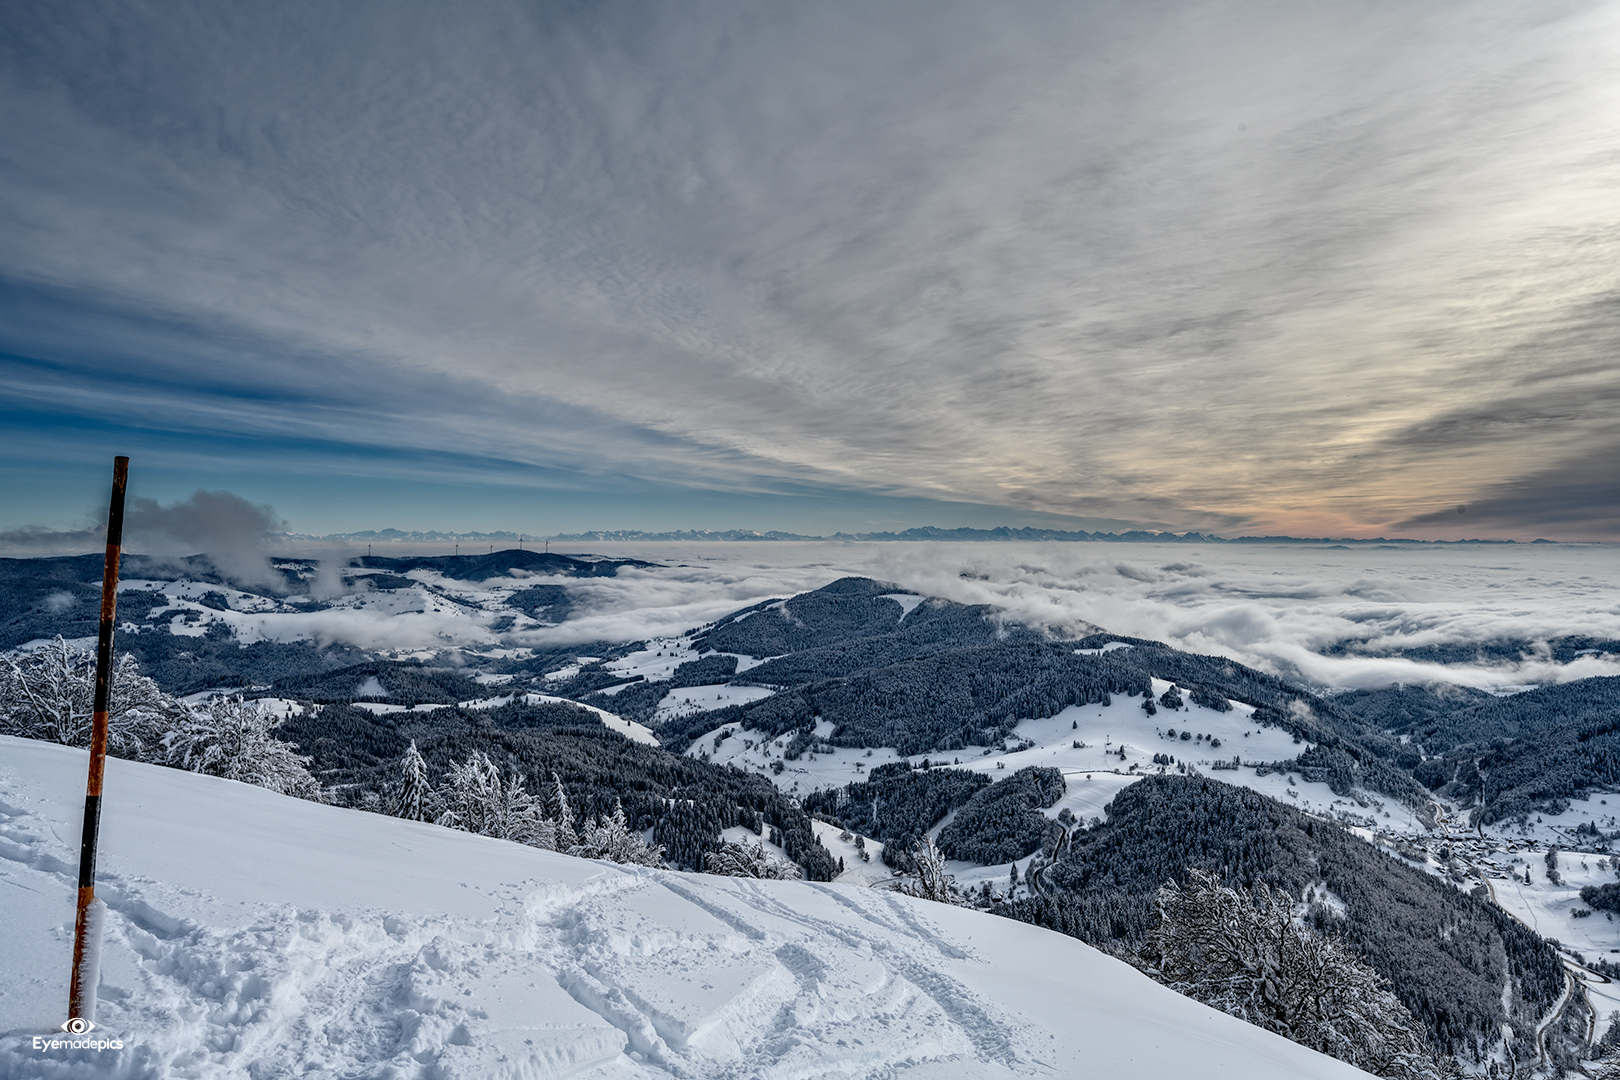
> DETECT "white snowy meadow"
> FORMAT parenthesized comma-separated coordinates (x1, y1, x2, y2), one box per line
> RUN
(0, 737, 1371, 1079)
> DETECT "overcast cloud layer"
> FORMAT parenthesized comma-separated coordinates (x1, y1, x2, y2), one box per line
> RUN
(3, 1, 1619, 537)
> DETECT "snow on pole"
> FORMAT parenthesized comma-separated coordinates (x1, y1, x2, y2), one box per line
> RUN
(68, 455, 128, 1027)
(71, 898, 107, 1025)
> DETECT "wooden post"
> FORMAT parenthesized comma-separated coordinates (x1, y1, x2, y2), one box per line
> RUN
(68, 456, 128, 1025)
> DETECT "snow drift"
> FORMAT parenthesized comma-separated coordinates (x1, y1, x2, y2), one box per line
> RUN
(0, 736, 1371, 1078)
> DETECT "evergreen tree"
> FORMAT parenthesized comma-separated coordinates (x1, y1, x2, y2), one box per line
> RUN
(386, 740, 434, 821)
(547, 772, 579, 851)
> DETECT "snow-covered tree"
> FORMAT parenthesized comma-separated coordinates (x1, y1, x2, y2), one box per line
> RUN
(506, 781, 560, 851)
(705, 838, 803, 879)
(1149, 869, 1446, 1080)
(894, 835, 960, 904)
(411, 756, 664, 865)
(163, 696, 323, 801)
(1596, 1011, 1620, 1059)
(436, 751, 552, 845)
(385, 740, 435, 822)
(0, 637, 181, 759)
(1, 639, 332, 803)
(574, 800, 665, 867)
(436, 751, 501, 834)
(1591, 1015, 1620, 1077)
(546, 772, 579, 852)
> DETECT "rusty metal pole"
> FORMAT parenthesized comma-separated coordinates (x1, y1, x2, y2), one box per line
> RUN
(68, 455, 128, 1026)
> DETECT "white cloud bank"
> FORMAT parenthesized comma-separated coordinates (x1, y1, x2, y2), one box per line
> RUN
(518, 541, 1620, 691)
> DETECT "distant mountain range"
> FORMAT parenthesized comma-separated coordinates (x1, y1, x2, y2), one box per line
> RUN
(288, 525, 1558, 545)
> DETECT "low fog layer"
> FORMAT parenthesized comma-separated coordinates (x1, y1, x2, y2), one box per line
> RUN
(513, 541, 1620, 692)
(10, 529, 1615, 692)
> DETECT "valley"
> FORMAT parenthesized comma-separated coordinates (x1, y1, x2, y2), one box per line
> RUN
(5, 543, 1620, 1076)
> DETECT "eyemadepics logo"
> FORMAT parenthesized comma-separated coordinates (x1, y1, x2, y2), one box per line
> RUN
(31, 1018, 124, 1052)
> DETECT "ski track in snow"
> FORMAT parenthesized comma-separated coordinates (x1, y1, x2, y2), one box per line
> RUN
(3, 799, 1013, 1078)
(0, 738, 1370, 1079)
(2, 841, 1024, 1077)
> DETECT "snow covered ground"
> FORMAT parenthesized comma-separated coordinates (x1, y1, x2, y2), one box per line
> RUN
(811, 821, 893, 889)
(600, 638, 703, 682)
(689, 679, 1430, 832)
(1488, 849, 1620, 954)
(0, 737, 1374, 1078)
(653, 685, 777, 725)
(682, 678, 1442, 904)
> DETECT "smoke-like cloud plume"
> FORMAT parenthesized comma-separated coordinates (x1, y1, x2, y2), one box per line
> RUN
(1, 489, 286, 588)
(124, 490, 287, 587)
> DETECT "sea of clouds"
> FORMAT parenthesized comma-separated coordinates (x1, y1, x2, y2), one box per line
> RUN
(13, 509, 1617, 690)
(494, 541, 1620, 693)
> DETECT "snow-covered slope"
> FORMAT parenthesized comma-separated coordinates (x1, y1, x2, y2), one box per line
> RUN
(688, 677, 1429, 831)
(0, 737, 1372, 1078)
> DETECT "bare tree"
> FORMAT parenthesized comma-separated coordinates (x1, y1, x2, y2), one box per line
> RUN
(0, 636, 181, 759)
(435, 750, 553, 845)
(163, 696, 322, 800)
(433, 758, 663, 866)
(894, 835, 960, 905)
(574, 800, 665, 867)
(706, 838, 803, 879)
(1150, 869, 1449, 1080)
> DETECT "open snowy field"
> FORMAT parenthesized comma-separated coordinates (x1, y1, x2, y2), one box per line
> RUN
(0, 737, 1374, 1079)
(687, 670, 1432, 894)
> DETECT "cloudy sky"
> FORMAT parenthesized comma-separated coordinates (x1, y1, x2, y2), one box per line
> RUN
(3, 0, 1618, 541)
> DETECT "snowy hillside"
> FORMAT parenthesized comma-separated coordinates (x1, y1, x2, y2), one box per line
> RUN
(686, 673, 1430, 884)
(0, 737, 1373, 1078)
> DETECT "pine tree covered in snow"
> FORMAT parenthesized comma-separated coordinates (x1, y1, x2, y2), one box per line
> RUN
(1149, 869, 1448, 1080)
(705, 838, 803, 879)
(0, 636, 182, 759)
(574, 800, 665, 866)
(385, 740, 435, 822)
(545, 772, 579, 852)
(435, 751, 552, 845)
(431, 755, 662, 865)
(163, 696, 323, 801)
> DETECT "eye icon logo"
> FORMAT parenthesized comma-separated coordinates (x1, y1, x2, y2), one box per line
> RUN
(62, 1017, 96, 1034)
